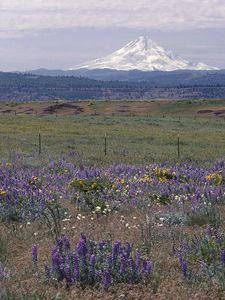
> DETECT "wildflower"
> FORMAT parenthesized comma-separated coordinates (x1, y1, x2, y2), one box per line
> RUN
(221, 249, 225, 265)
(142, 260, 152, 273)
(91, 182, 97, 188)
(44, 265, 51, 278)
(32, 244, 38, 264)
(51, 246, 60, 267)
(179, 255, 187, 277)
(206, 226, 212, 237)
(90, 254, 96, 275)
(112, 241, 121, 261)
(119, 255, 126, 273)
(146, 215, 150, 225)
(95, 206, 101, 212)
(40, 234, 154, 288)
(135, 251, 141, 269)
(130, 258, 136, 273)
(102, 271, 112, 289)
(107, 254, 113, 269)
(73, 254, 80, 280)
(60, 235, 70, 251)
(77, 234, 87, 257)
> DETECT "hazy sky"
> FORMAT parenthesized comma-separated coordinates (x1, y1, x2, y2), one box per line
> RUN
(0, 0, 225, 71)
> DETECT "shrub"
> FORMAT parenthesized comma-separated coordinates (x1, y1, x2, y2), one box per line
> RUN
(33, 233, 153, 289)
(175, 227, 225, 286)
(69, 178, 113, 212)
(186, 204, 220, 227)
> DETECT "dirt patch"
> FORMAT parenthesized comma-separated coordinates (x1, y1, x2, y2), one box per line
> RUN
(1, 109, 13, 113)
(197, 109, 214, 114)
(197, 108, 225, 117)
(43, 103, 84, 114)
(214, 109, 225, 116)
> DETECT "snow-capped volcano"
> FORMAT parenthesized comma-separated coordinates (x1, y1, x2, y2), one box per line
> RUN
(71, 36, 218, 71)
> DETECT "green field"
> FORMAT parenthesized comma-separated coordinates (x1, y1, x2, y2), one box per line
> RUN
(0, 99, 225, 165)
(1, 99, 225, 300)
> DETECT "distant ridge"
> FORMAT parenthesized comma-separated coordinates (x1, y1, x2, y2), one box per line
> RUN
(1, 70, 225, 101)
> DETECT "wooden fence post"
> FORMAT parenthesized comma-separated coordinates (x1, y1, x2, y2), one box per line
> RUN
(39, 131, 41, 155)
(104, 133, 107, 156)
(177, 134, 180, 160)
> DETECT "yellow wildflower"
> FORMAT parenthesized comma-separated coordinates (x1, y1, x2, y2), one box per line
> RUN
(0, 188, 7, 196)
(91, 182, 97, 188)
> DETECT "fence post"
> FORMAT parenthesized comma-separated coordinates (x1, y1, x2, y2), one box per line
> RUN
(177, 134, 180, 160)
(104, 133, 107, 156)
(39, 131, 41, 155)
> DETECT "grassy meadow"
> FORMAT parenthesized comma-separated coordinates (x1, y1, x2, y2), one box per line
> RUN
(0, 99, 225, 165)
(1, 99, 225, 300)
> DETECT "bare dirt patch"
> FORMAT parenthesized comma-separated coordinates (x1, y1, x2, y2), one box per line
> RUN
(42, 103, 84, 115)
(197, 109, 214, 114)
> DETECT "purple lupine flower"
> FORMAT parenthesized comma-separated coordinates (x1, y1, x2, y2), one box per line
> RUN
(99, 240, 106, 251)
(64, 263, 72, 282)
(51, 246, 60, 268)
(141, 260, 152, 273)
(77, 238, 87, 257)
(90, 254, 96, 275)
(135, 251, 141, 269)
(56, 236, 64, 250)
(206, 226, 212, 237)
(124, 242, 132, 257)
(179, 255, 187, 277)
(59, 263, 65, 279)
(107, 254, 113, 269)
(32, 244, 38, 264)
(123, 242, 132, 260)
(102, 271, 112, 289)
(73, 254, 80, 280)
(145, 260, 152, 273)
(221, 249, 225, 265)
(44, 264, 51, 278)
(62, 235, 70, 251)
(129, 258, 136, 273)
(215, 230, 222, 245)
(141, 260, 147, 273)
(119, 255, 126, 273)
(80, 232, 87, 243)
(181, 261, 187, 277)
(112, 241, 121, 261)
(0, 263, 10, 280)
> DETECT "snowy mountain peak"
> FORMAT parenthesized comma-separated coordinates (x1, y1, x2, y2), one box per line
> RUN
(124, 36, 158, 50)
(71, 36, 219, 72)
